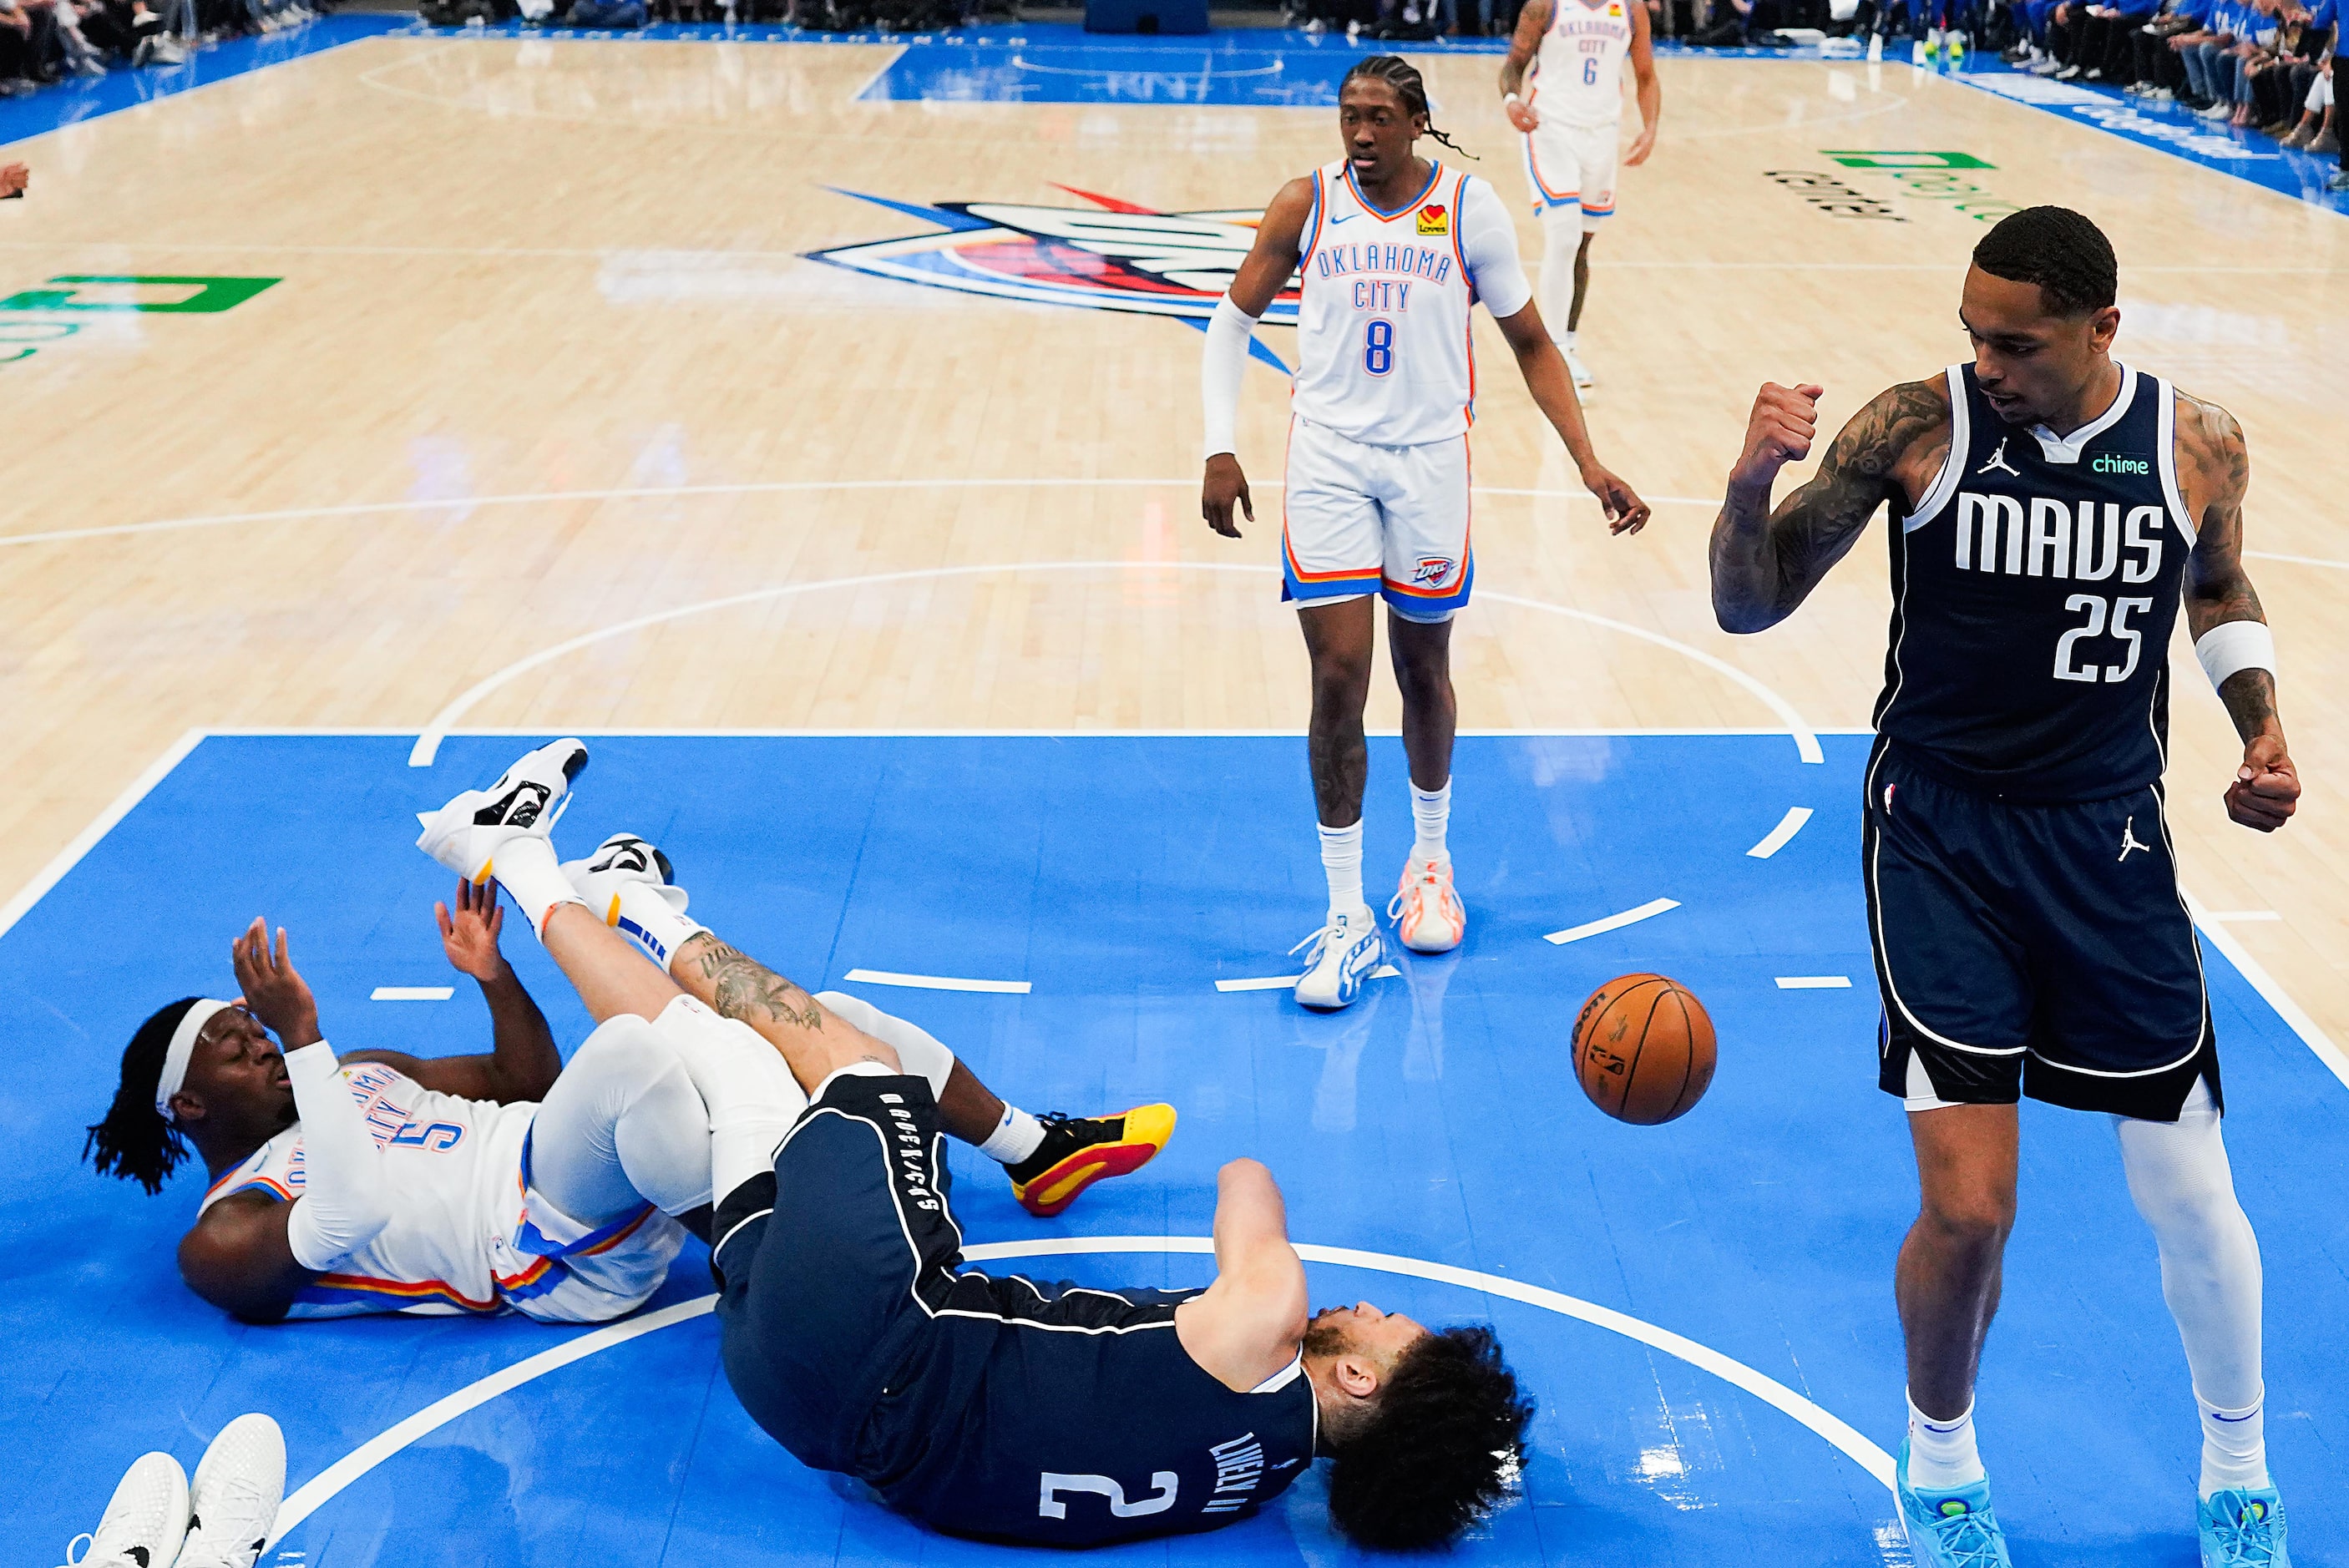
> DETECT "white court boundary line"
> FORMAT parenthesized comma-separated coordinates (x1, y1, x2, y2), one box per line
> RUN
(0, 478, 1718, 551)
(1746, 805, 1815, 859)
(1545, 896, 1681, 946)
(402, 561, 1825, 767)
(841, 968, 1030, 994)
(2186, 888, 2349, 1090)
(267, 1235, 1896, 1542)
(0, 729, 205, 943)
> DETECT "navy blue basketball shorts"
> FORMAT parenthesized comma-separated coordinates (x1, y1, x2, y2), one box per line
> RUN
(1863, 742, 2221, 1123)
(706, 1069, 973, 1478)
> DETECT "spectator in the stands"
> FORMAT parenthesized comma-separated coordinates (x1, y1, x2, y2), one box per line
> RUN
(2276, 50, 2334, 144)
(2174, 0, 2245, 105)
(2119, 0, 2210, 97)
(2195, 0, 2277, 117)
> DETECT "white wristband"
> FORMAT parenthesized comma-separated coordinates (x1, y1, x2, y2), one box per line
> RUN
(2195, 620, 2276, 691)
(1504, 91, 1521, 104)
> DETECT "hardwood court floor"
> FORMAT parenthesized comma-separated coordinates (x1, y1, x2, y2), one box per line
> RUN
(0, 36, 2344, 1055)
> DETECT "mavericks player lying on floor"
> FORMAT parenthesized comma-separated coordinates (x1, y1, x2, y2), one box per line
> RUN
(413, 739, 1532, 1551)
(88, 871, 1172, 1323)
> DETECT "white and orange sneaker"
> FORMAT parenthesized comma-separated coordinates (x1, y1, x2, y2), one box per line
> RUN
(1390, 856, 1466, 953)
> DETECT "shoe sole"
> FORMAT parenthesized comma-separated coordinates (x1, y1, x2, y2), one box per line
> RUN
(1015, 1105, 1177, 1217)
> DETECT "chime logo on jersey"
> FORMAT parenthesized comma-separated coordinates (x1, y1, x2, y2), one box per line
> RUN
(1415, 203, 1450, 236)
(808, 185, 1302, 332)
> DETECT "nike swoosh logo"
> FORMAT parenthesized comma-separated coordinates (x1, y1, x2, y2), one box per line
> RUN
(1329, 213, 1357, 225)
(2210, 1410, 2261, 1423)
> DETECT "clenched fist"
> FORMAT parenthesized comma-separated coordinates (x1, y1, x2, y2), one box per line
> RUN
(1729, 382, 1824, 494)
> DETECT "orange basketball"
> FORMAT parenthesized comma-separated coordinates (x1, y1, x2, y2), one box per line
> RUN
(1572, 973, 1717, 1125)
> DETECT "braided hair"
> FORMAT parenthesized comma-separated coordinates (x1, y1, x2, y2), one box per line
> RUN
(84, 997, 203, 1196)
(1342, 55, 1475, 159)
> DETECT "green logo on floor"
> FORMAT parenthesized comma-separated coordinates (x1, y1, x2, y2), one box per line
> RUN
(1820, 150, 1997, 169)
(1815, 154, 2019, 222)
(0, 275, 281, 367)
(0, 275, 281, 312)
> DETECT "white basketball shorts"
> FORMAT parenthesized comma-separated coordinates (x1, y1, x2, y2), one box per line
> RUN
(1280, 415, 1473, 621)
(1523, 119, 1620, 232)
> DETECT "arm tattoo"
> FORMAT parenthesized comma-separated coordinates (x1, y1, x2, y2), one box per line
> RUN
(692, 940, 826, 1032)
(1711, 377, 1947, 630)
(2176, 390, 2278, 741)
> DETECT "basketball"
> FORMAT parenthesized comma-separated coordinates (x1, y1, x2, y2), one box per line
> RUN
(1572, 974, 1717, 1125)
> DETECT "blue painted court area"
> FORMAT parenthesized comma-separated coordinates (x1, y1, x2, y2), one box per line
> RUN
(4, 731, 2346, 1565)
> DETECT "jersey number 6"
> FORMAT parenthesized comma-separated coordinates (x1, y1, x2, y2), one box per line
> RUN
(1363, 318, 1395, 377)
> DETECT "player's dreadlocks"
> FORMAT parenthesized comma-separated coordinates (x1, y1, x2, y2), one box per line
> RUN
(1342, 55, 1475, 159)
(84, 997, 203, 1196)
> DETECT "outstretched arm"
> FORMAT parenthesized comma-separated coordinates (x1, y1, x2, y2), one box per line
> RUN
(1202, 176, 1315, 539)
(1175, 1159, 1311, 1393)
(345, 881, 563, 1103)
(2176, 392, 2298, 832)
(1710, 377, 1950, 633)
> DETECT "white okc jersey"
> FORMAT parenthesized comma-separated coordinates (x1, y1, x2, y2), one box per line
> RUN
(1531, 0, 1634, 128)
(1291, 159, 1481, 448)
(198, 1062, 560, 1318)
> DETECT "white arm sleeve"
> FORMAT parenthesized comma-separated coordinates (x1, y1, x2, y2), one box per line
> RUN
(1456, 176, 1534, 321)
(1201, 296, 1260, 460)
(281, 1041, 396, 1271)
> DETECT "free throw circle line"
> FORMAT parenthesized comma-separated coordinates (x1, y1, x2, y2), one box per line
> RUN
(267, 1235, 1894, 1545)
(403, 561, 1822, 766)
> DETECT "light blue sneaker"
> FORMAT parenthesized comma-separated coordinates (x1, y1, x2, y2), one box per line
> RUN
(2200, 1487, 2289, 1567)
(1896, 1439, 2014, 1568)
(1290, 905, 1385, 1010)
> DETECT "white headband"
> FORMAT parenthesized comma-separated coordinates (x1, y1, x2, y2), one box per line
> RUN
(156, 999, 233, 1120)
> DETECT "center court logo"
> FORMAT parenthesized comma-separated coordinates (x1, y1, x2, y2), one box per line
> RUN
(809, 185, 1300, 368)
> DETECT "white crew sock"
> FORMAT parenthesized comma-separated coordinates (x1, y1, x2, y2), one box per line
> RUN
(1410, 780, 1452, 866)
(488, 835, 586, 940)
(1906, 1392, 1986, 1490)
(1318, 820, 1364, 918)
(606, 880, 707, 973)
(2197, 1390, 2271, 1498)
(979, 1104, 1046, 1166)
(1566, 329, 1579, 351)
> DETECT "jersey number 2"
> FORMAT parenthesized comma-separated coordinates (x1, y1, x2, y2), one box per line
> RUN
(1039, 1471, 1179, 1520)
(1363, 318, 1395, 377)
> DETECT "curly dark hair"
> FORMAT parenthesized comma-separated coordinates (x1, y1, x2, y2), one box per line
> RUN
(1972, 205, 2117, 319)
(84, 998, 202, 1195)
(1325, 1325, 1534, 1551)
(1342, 55, 1474, 159)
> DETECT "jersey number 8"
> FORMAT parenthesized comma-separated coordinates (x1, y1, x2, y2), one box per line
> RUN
(1363, 318, 1395, 377)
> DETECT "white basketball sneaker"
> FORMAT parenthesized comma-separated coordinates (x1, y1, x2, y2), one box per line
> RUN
(175, 1414, 285, 1568)
(1291, 905, 1386, 1010)
(63, 1450, 188, 1568)
(415, 737, 589, 881)
(562, 832, 690, 921)
(1564, 344, 1596, 391)
(1390, 856, 1466, 953)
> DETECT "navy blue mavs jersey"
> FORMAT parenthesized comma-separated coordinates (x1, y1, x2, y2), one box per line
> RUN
(711, 1071, 1318, 1547)
(1862, 361, 2220, 1121)
(1876, 361, 2197, 802)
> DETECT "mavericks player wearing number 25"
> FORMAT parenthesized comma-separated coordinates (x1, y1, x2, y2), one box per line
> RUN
(1201, 55, 1648, 1012)
(1710, 208, 2301, 1568)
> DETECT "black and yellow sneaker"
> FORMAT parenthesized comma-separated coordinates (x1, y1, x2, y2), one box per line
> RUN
(1006, 1105, 1177, 1218)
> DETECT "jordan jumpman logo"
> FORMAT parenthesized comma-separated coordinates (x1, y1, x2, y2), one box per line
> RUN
(2119, 816, 2151, 861)
(1977, 438, 2022, 478)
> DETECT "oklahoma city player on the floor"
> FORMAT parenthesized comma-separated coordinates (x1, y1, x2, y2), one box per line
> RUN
(1501, 0, 1661, 392)
(1201, 54, 1648, 1010)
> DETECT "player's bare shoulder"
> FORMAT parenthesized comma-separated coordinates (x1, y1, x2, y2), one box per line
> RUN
(2169, 384, 2249, 528)
(1837, 374, 1955, 508)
